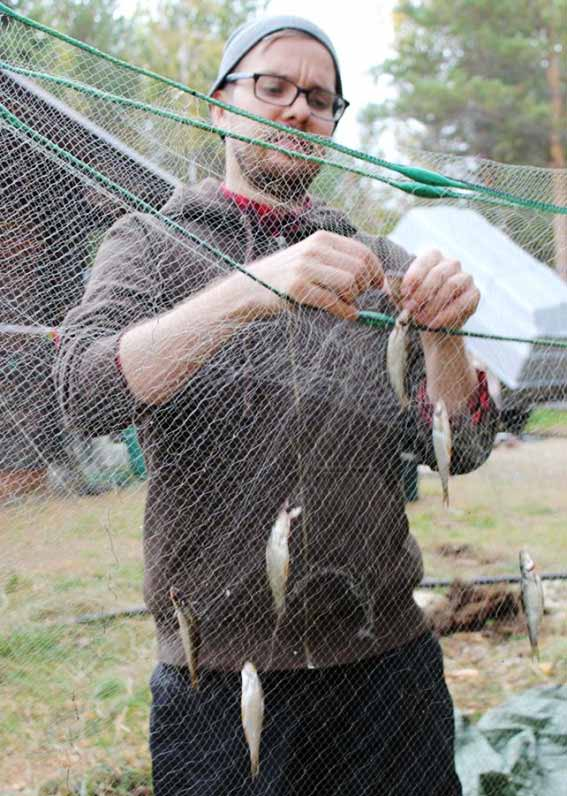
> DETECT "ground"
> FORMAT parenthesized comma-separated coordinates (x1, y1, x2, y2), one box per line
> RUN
(1, 417, 566, 793)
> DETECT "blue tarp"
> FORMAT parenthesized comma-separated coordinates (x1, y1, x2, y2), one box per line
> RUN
(455, 685, 567, 795)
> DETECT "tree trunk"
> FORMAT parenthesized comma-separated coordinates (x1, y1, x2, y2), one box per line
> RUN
(546, 28, 567, 280)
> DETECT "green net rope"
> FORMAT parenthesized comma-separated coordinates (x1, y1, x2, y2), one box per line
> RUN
(1, 3, 566, 350)
(1, 99, 566, 350)
(0, 1, 565, 215)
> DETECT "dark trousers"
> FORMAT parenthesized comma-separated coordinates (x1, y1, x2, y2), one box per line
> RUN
(149, 632, 462, 795)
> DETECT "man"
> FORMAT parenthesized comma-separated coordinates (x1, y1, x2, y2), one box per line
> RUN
(55, 16, 498, 795)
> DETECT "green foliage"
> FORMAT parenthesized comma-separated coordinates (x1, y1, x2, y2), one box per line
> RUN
(363, 0, 567, 166)
(1, 0, 266, 178)
(3, 0, 268, 91)
(133, 0, 268, 93)
(5, 0, 137, 57)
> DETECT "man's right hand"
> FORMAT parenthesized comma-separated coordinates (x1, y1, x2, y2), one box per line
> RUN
(118, 232, 384, 406)
(240, 231, 385, 321)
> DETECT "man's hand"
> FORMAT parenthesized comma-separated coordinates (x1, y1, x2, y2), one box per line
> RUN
(400, 249, 480, 330)
(244, 231, 384, 321)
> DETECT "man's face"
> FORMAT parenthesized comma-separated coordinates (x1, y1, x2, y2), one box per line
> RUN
(212, 33, 337, 203)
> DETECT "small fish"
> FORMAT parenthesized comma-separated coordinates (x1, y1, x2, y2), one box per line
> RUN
(432, 399, 451, 507)
(241, 660, 264, 779)
(519, 549, 544, 661)
(386, 309, 410, 409)
(170, 587, 200, 689)
(266, 500, 301, 618)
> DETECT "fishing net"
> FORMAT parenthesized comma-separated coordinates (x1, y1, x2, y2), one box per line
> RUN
(1, 4, 566, 793)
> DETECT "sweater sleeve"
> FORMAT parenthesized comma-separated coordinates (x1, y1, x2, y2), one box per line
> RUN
(405, 328, 499, 475)
(357, 233, 499, 475)
(53, 213, 164, 437)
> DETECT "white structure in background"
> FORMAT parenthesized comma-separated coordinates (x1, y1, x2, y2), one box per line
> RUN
(390, 206, 567, 407)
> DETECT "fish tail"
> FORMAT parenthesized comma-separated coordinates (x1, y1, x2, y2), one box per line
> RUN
(443, 486, 450, 508)
(251, 755, 260, 779)
(531, 643, 540, 663)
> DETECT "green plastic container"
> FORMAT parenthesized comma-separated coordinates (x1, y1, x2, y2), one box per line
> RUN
(122, 426, 147, 480)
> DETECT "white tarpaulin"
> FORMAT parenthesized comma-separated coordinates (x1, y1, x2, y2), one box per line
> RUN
(390, 206, 567, 393)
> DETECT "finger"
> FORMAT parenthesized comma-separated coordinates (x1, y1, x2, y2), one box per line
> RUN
(332, 240, 384, 291)
(294, 282, 358, 321)
(385, 272, 405, 306)
(412, 271, 473, 325)
(423, 287, 480, 330)
(305, 233, 384, 289)
(354, 244, 384, 290)
(335, 249, 384, 294)
(404, 258, 462, 314)
(306, 261, 361, 304)
(401, 250, 443, 298)
(304, 246, 382, 298)
(314, 248, 375, 296)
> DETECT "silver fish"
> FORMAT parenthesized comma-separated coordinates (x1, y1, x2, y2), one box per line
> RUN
(386, 309, 410, 409)
(241, 660, 264, 779)
(519, 549, 544, 661)
(266, 500, 301, 618)
(170, 587, 200, 689)
(432, 399, 451, 507)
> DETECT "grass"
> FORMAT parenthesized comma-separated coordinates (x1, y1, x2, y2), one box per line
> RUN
(409, 437, 567, 580)
(1, 438, 566, 793)
(0, 485, 151, 791)
(525, 407, 567, 435)
(38, 766, 152, 796)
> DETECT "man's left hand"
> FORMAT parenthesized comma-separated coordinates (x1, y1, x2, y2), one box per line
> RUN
(399, 249, 480, 330)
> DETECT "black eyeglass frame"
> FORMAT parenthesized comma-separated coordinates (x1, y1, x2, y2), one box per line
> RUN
(222, 72, 350, 122)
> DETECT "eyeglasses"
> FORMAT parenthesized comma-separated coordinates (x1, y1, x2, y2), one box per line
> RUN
(223, 72, 349, 122)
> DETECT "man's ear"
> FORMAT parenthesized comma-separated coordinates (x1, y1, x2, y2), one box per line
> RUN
(211, 87, 232, 142)
(210, 89, 227, 126)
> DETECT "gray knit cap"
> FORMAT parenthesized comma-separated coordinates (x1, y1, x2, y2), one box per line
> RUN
(209, 15, 343, 97)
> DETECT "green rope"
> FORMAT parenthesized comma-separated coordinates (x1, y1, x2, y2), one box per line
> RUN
(1, 98, 566, 351)
(357, 311, 567, 349)
(0, 61, 527, 209)
(0, 101, 291, 304)
(0, 1, 565, 216)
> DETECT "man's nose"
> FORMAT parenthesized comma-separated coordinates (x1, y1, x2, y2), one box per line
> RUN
(280, 91, 312, 125)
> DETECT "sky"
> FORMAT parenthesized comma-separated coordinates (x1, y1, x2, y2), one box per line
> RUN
(117, 0, 397, 149)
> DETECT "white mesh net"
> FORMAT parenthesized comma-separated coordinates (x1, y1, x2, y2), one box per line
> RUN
(1, 5, 566, 794)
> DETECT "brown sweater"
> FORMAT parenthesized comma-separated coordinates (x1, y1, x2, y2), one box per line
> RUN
(54, 178, 498, 671)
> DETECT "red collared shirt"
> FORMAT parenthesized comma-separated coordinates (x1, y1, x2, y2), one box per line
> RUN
(220, 184, 311, 238)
